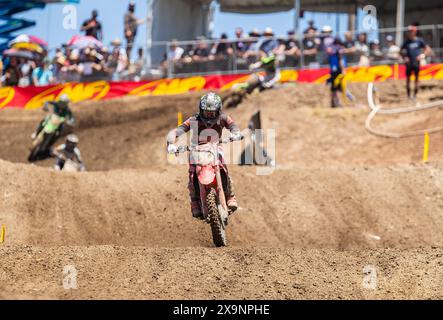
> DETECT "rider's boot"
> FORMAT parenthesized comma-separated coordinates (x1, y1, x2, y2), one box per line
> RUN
(225, 175, 238, 213)
(191, 200, 203, 219)
(227, 195, 238, 213)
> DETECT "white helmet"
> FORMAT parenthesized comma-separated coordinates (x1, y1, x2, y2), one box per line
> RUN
(322, 25, 333, 33)
(66, 134, 79, 144)
(59, 94, 70, 103)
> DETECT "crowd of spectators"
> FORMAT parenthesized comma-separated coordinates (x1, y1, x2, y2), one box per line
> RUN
(164, 20, 431, 75)
(1, 8, 436, 85)
(1, 1, 146, 87)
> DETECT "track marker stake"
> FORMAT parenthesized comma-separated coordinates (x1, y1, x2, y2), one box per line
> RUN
(0, 225, 5, 244)
(178, 112, 183, 126)
(423, 132, 430, 162)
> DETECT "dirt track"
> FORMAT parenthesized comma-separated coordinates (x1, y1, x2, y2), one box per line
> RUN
(0, 80, 442, 299)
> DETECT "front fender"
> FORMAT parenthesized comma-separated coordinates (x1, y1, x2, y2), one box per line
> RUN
(197, 165, 216, 186)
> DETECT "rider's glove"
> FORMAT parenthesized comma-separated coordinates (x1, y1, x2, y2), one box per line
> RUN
(167, 144, 177, 154)
(67, 117, 75, 126)
(230, 132, 242, 141)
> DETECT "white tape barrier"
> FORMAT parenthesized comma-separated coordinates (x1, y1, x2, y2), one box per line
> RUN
(366, 82, 443, 138)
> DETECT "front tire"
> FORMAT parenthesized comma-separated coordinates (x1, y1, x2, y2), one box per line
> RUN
(206, 188, 227, 247)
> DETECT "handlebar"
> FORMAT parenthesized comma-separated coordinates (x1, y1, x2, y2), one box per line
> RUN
(172, 134, 244, 155)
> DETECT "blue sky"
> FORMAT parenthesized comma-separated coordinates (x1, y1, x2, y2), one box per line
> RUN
(13, 0, 364, 59)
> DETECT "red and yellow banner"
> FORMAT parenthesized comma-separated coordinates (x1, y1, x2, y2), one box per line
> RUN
(1, 64, 443, 109)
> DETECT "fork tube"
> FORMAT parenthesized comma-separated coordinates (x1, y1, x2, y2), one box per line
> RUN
(215, 167, 228, 212)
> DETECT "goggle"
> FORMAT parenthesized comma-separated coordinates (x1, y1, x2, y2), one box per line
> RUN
(202, 110, 218, 119)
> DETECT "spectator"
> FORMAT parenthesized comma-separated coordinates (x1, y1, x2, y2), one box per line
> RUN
(167, 39, 184, 62)
(81, 10, 103, 41)
(385, 35, 401, 62)
(259, 27, 279, 56)
(19, 58, 35, 87)
(65, 51, 81, 82)
(355, 32, 370, 66)
(233, 27, 248, 57)
(192, 37, 211, 61)
(401, 25, 432, 100)
(212, 33, 233, 58)
(319, 25, 335, 64)
(302, 28, 319, 65)
(369, 39, 384, 62)
(304, 20, 318, 34)
(3, 57, 21, 87)
(342, 31, 357, 64)
(243, 29, 261, 59)
(32, 60, 54, 86)
(282, 30, 300, 66)
(124, 1, 145, 60)
(284, 30, 300, 56)
(78, 48, 103, 82)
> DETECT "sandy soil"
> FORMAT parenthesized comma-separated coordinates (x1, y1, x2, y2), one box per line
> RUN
(0, 80, 442, 299)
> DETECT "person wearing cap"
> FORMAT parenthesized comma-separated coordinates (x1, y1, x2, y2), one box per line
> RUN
(401, 25, 432, 100)
(243, 29, 261, 59)
(81, 9, 102, 41)
(258, 27, 279, 56)
(124, 1, 146, 60)
(385, 35, 400, 62)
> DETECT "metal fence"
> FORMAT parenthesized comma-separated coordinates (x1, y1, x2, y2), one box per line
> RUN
(156, 24, 443, 78)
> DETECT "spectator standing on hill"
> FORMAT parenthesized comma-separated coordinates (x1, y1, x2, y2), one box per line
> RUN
(401, 25, 431, 100)
(124, 1, 145, 60)
(81, 10, 102, 41)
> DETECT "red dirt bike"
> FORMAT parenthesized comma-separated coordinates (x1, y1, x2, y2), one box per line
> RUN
(175, 137, 242, 247)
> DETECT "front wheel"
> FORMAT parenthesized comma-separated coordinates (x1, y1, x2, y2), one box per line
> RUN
(206, 188, 227, 247)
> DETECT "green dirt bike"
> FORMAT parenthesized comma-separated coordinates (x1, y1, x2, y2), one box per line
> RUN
(223, 55, 280, 108)
(28, 114, 71, 162)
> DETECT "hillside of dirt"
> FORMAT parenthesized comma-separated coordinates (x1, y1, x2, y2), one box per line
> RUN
(0, 80, 442, 299)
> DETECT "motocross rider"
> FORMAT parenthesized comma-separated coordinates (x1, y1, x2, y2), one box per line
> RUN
(248, 53, 281, 93)
(31, 94, 75, 140)
(52, 134, 86, 171)
(166, 92, 242, 219)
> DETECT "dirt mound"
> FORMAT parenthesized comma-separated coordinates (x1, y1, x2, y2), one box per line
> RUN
(1, 80, 442, 170)
(1, 159, 442, 248)
(0, 245, 441, 299)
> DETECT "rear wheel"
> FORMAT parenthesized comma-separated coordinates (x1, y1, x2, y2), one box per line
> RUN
(206, 188, 227, 247)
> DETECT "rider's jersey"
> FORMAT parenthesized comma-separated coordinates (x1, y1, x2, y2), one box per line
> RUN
(48, 101, 74, 120)
(167, 112, 240, 145)
(54, 144, 83, 164)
